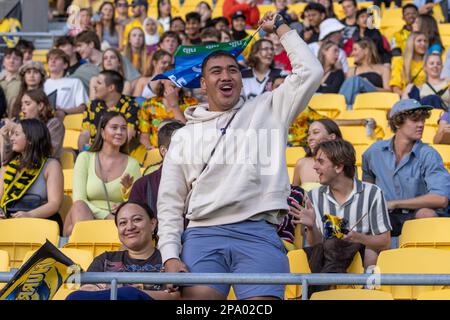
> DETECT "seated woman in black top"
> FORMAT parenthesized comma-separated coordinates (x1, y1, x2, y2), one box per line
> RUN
(317, 40, 345, 94)
(339, 38, 392, 107)
(66, 201, 180, 300)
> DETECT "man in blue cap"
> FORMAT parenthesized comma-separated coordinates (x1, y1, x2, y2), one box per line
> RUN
(362, 99, 450, 236)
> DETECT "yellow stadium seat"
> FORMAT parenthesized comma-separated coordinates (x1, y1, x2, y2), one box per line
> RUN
(438, 23, 450, 36)
(339, 125, 377, 145)
(60, 194, 73, 224)
(417, 289, 450, 300)
(61, 150, 75, 170)
(309, 94, 346, 118)
(433, 3, 445, 23)
(356, 165, 363, 180)
(143, 148, 163, 167)
(337, 109, 389, 138)
(257, 5, 276, 17)
(353, 92, 400, 111)
(376, 248, 450, 299)
(428, 109, 444, 127)
(285, 249, 364, 300)
(0, 250, 9, 272)
(0, 218, 60, 268)
(347, 56, 355, 68)
(63, 114, 84, 131)
(288, 3, 306, 15)
(432, 144, 450, 168)
(32, 49, 49, 64)
(22, 248, 93, 271)
(442, 36, 450, 48)
(64, 220, 121, 257)
(63, 169, 73, 195)
(310, 288, 394, 300)
(287, 166, 295, 184)
(422, 126, 437, 144)
(380, 8, 403, 28)
(400, 218, 450, 250)
(286, 147, 306, 167)
(63, 130, 80, 150)
(353, 145, 368, 167)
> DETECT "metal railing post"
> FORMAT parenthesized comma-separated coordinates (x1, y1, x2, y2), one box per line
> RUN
(301, 279, 308, 300)
(110, 279, 118, 300)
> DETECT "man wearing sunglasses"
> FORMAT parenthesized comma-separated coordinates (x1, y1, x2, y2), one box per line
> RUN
(123, 0, 149, 47)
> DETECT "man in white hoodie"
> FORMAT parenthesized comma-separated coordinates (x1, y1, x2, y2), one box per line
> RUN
(157, 12, 323, 300)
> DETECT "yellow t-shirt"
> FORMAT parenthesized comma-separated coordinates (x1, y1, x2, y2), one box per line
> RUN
(391, 27, 410, 54)
(389, 56, 426, 90)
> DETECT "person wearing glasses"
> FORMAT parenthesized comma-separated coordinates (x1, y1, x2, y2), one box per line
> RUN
(242, 38, 287, 101)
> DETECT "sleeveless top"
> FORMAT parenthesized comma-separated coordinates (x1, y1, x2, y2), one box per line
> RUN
(24, 159, 49, 203)
(354, 67, 383, 88)
(102, 28, 119, 48)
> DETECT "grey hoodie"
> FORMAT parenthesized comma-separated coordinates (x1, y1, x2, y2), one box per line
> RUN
(157, 29, 324, 263)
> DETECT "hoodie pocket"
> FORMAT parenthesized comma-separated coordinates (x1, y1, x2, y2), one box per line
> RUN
(187, 161, 260, 217)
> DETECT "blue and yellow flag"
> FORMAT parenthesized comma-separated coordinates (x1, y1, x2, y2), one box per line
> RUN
(153, 30, 259, 89)
(0, 240, 79, 300)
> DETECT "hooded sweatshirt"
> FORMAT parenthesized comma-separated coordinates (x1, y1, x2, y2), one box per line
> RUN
(157, 30, 324, 263)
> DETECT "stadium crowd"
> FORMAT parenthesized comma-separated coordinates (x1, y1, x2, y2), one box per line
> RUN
(0, 0, 449, 300)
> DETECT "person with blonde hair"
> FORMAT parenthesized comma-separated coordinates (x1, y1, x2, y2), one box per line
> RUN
(390, 32, 428, 95)
(123, 27, 149, 75)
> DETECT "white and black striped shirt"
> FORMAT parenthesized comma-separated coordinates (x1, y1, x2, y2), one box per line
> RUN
(307, 179, 392, 236)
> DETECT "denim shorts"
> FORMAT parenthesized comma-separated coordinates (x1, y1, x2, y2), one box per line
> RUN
(181, 220, 290, 300)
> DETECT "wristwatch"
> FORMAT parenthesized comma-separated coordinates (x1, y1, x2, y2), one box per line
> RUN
(273, 14, 287, 32)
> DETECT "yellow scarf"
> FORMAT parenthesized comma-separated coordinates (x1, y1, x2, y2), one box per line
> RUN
(0, 157, 46, 217)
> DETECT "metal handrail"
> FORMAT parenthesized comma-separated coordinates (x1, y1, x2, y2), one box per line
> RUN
(1, 272, 450, 300)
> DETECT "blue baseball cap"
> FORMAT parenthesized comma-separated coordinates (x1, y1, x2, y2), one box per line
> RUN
(389, 99, 433, 119)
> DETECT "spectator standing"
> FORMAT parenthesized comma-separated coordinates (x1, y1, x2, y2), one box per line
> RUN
(363, 99, 450, 236)
(63, 112, 141, 237)
(157, 13, 323, 300)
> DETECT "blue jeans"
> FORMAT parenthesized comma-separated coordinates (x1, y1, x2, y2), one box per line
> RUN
(339, 76, 378, 109)
(65, 286, 153, 300)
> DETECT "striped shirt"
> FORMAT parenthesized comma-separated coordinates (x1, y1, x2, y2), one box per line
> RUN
(307, 179, 392, 236)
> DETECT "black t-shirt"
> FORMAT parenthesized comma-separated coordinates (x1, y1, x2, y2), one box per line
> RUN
(317, 69, 345, 94)
(87, 249, 163, 291)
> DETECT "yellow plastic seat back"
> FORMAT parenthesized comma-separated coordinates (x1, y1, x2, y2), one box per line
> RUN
(337, 109, 388, 138)
(0, 218, 60, 268)
(311, 288, 394, 300)
(285, 249, 364, 300)
(353, 92, 400, 111)
(339, 126, 377, 145)
(63, 114, 84, 131)
(64, 220, 121, 257)
(376, 248, 450, 299)
(0, 250, 10, 272)
(286, 147, 306, 167)
(417, 289, 450, 300)
(63, 130, 80, 150)
(399, 218, 450, 250)
(309, 94, 346, 118)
